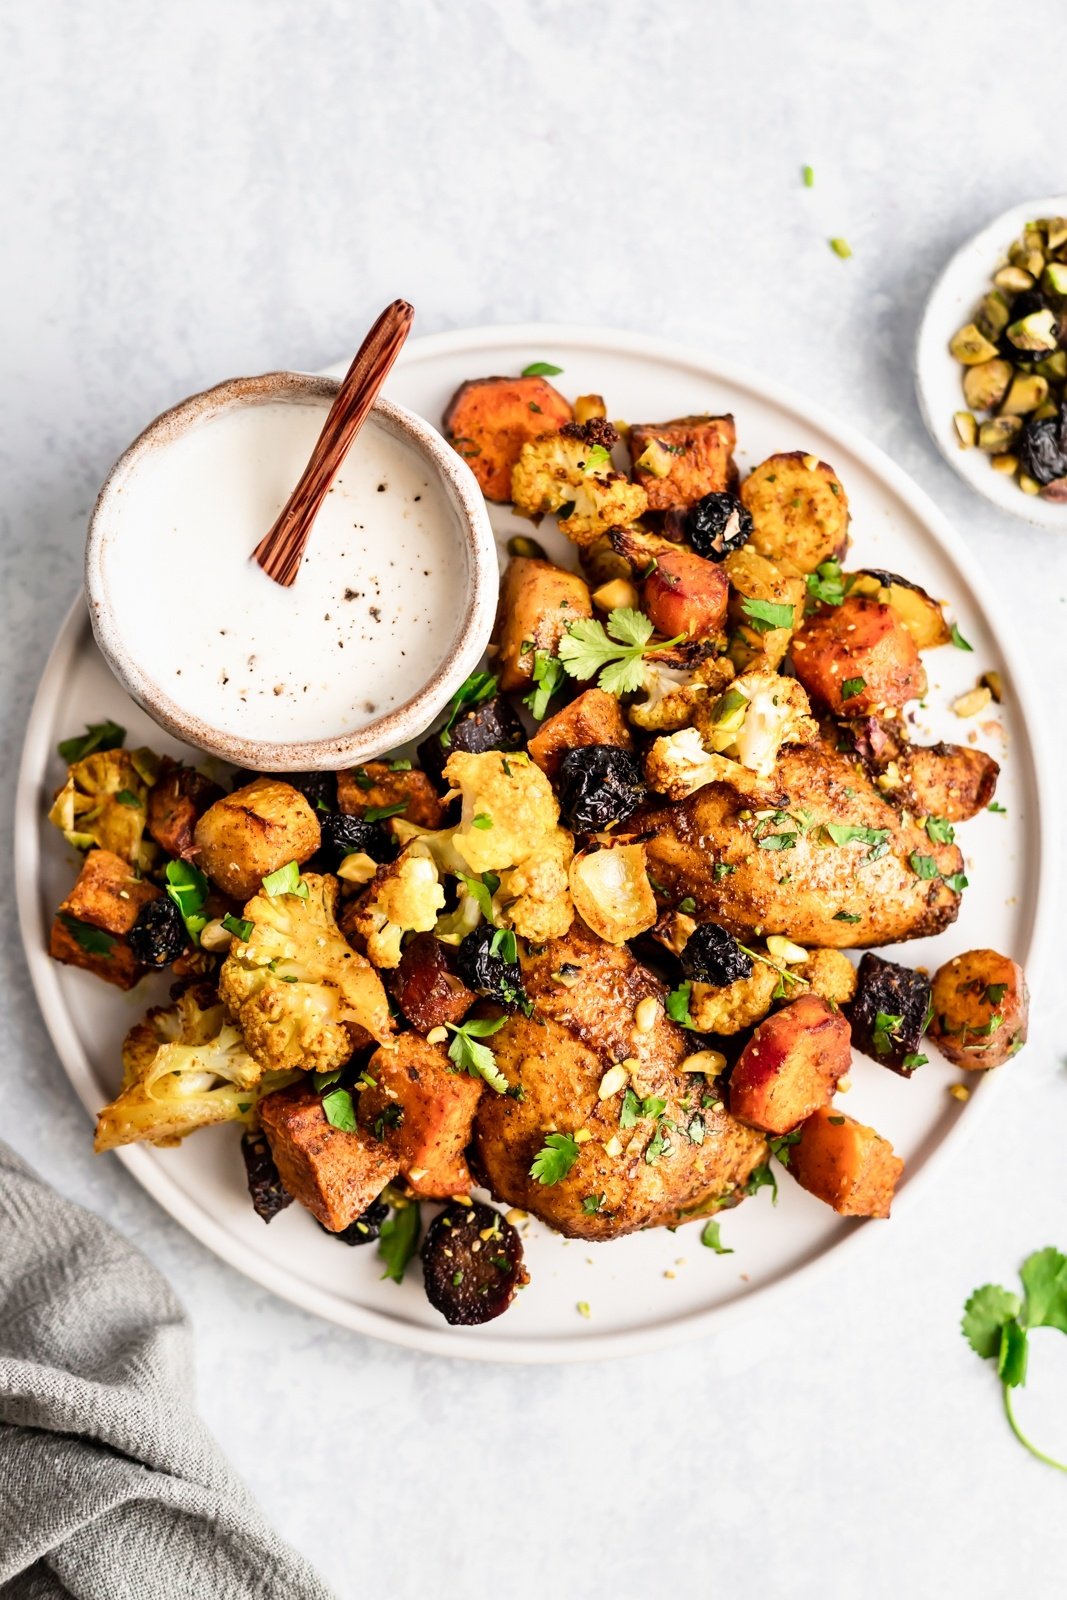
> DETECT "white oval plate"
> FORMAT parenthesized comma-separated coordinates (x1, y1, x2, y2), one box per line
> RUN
(915, 194, 1067, 528)
(16, 324, 1053, 1363)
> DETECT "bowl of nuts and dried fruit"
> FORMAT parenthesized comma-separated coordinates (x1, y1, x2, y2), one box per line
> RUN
(916, 196, 1067, 527)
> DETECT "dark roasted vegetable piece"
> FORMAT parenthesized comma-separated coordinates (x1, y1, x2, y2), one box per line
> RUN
(456, 925, 528, 1010)
(146, 759, 224, 860)
(128, 896, 188, 969)
(319, 811, 398, 869)
(556, 745, 646, 832)
(240, 1128, 294, 1223)
(393, 932, 476, 1031)
(418, 694, 526, 786)
(278, 770, 338, 814)
(684, 491, 754, 561)
(315, 1197, 389, 1244)
(1019, 403, 1067, 486)
(421, 1200, 528, 1325)
(847, 952, 931, 1075)
(680, 923, 753, 986)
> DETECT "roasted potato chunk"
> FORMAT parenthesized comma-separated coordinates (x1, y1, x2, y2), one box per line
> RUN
(392, 932, 476, 1033)
(259, 1084, 399, 1232)
(723, 547, 806, 671)
(740, 451, 850, 573)
(528, 688, 633, 777)
(442, 375, 573, 502)
(729, 995, 852, 1134)
(194, 778, 320, 901)
(791, 596, 927, 715)
(359, 1032, 482, 1198)
(928, 948, 1028, 1069)
(146, 758, 224, 861)
(337, 762, 445, 829)
(492, 556, 592, 693)
(629, 414, 737, 510)
(788, 1106, 903, 1218)
(59, 847, 160, 936)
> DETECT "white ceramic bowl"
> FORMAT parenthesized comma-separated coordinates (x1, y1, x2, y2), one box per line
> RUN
(915, 195, 1067, 529)
(84, 371, 498, 769)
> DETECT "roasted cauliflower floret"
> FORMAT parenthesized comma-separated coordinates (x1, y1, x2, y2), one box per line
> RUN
(510, 420, 648, 547)
(689, 954, 780, 1036)
(693, 671, 818, 777)
(443, 751, 562, 876)
(644, 727, 777, 804)
(497, 828, 574, 943)
(793, 948, 857, 1007)
(49, 747, 160, 870)
(95, 984, 297, 1151)
(350, 845, 447, 968)
(627, 647, 735, 733)
(219, 871, 394, 1071)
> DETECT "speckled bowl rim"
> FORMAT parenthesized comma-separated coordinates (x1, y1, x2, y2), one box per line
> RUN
(84, 371, 498, 769)
(915, 193, 1067, 529)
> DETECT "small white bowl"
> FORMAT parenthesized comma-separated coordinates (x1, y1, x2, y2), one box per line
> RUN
(85, 371, 498, 770)
(915, 194, 1067, 528)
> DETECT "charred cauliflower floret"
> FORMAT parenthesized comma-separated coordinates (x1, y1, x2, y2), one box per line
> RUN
(644, 727, 777, 804)
(95, 984, 297, 1151)
(627, 647, 735, 733)
(49, 747, 160, 870)
(219, 871, 394, 1071)
(692, 671, 817, 777)
(349, 845, 447, 968)
(510, 420, 648, 547)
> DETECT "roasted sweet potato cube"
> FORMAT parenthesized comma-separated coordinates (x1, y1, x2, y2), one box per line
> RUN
(528, 688, 634, 776)
(259, 1084, 399, 1231)
(848, 952, 931, 1075)
(788, 1106, 904, 1218)
(791, 595, 927, 715)
(358, 1033, 483, 1198)
(147, 758, 224, 860)
(392, 933, 476, 1032)
(443, 375, 573, 502)
(337, 762, 445, 829)
(49, 913, 143, 990)
(629, 414, 737, 510)
(61, 847, 160, 936)
(493, 556, 592, 693)
(729, 994, 852, 1134)
(193, 778, 321, 901)
(928, 948, 1029, 1069)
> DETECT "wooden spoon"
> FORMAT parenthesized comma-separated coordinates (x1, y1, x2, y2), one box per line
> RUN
(253, 298, 414, 586)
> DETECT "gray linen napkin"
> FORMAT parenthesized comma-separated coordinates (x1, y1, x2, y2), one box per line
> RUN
(0, 1139, 335, 1600)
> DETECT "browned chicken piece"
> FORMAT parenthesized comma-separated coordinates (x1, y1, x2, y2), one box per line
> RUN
(358, 1033, 482, 1198)
(259, 1084, 399, 1231)
(629, 414, 737, 510)
(336, 762, 446, 830)
(527, 688, 634, 777)
(847, 717, 999, 823)
(472, 922, 767, 1240)
(639, 742, 963, 949)
(146, 758, 224, 861)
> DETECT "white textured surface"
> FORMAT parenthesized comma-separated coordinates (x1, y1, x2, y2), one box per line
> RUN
(3, 4, 1067, 1597)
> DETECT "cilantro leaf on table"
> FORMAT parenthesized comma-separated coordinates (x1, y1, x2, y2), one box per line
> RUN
(962, 1248, 1067, 1472)
(558, 608, 683, 697)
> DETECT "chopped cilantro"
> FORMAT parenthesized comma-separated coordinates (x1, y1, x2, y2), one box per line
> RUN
(460, 871, 500, 922)
(378, 1202, 421, 1284)
(988, 801, 1007, 815)
(950, 621, 973, 652)
(523, 651, 566, 720)
(701, 1218, 734, 1254)
(389, 758, 413, 772)
(908, 852, 940, 880)
(833, 910, 862, 924)
(114, 789, 141, 808)
(872, 1011, 904, 1055)
(58, 914, 115, 956)
(260, 860, 309, 899)
(321, 1086, 357, 1132)
(743, 1162, 778, 1203)
(985, 983, 1008, 1006)
(713, 862, 736, 881)
(530, 1131, 580, 1185)
(644, 1126, 668, 1165)
(364, 801, 408, 824)
(57, 719, 126, 762)
(926, 815, 956, 846)
(739, 597, 794, 633)
(902, 1052, 928, 1071)
(678, 896, 697, 914)
(471, 812, 493, 830)
(665, 980, 694, 1027)
(841, 676, 866, 701)
(805, 559, 848, 608)
(221, 913, 253, 942)
(521, 360, 563, 377)
(581, 1193, 606, 1214)
(165, 859, 210, 941)
(944, 871, 969, 893)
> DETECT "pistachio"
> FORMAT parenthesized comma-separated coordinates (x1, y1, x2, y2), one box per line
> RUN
(1042, 262, 1067, 298)
(1032, 401, 1060, 421)
(634, 439, 675, 478)
(978, 670, 1003, 702)
(507, 534, 547, 561)
(977, 290, 1011, 338)
(962, 359, 1012, 413)
(952, 685, 992, 719)
(1000, 373, 1049, 416)
(574, 393, 607, 425)
(1005, 308, 1058, 353)
(949, 323, 1000, 365)
(953, 411, 977, 449)
(978, 416, 1022, 454)
(1035, 350, 1067, 382)
(989, 453, 1019, 475)
(1046, 219, 1067, 253)
(1023, 248, 1047, 280)
(993, 264, 1034, 294)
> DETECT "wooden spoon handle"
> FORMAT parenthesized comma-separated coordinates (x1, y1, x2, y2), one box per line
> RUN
(253, 299, 414, 586)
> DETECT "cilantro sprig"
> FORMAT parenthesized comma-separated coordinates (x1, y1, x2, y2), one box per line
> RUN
(446, 1015, 509, 1093)
(523, 651, 566, 720)
(530, 1132, 580, 1185)
(963, 1248, 1067, 1473)
(558, 608, 684, 697)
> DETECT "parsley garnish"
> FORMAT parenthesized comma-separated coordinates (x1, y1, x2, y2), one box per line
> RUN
(665, 980, 695, 1027)
(364, 801, 408, 824)
(530, 1132, 580, 1185)
(523, 651, 566, 720)
(321, 1086, 357, 1131)
(963, 1248, 1067, 1473)
(950, 621, 973, 652)
(446, 1016, 509, 1093)
(841, 676, 866, 701)
(222, 913, 253, 942)
(739, 597, 795, 634)
(908, 852, 940, 880)
(57, 719, 126, 762)
(165, 860, 210, 941)
(558, 608, 684, 697)
(439, 671, 498, 748)
(261, 860, 309, 899)
(521, 360, 563, 377)
(58, 914, 115, 956)
(378, 1202, 422, 1284)
(701, 1218, 734, 1254)
(926, 815, 955, 845)
(872, 1011, 904, 1056)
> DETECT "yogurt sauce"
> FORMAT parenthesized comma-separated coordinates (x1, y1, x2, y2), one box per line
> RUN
(101, 398, 465, 744)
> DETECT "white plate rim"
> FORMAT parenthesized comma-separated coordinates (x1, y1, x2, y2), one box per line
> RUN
(914, 193, 1067, 529)
(15, 320, 1056, 1364)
